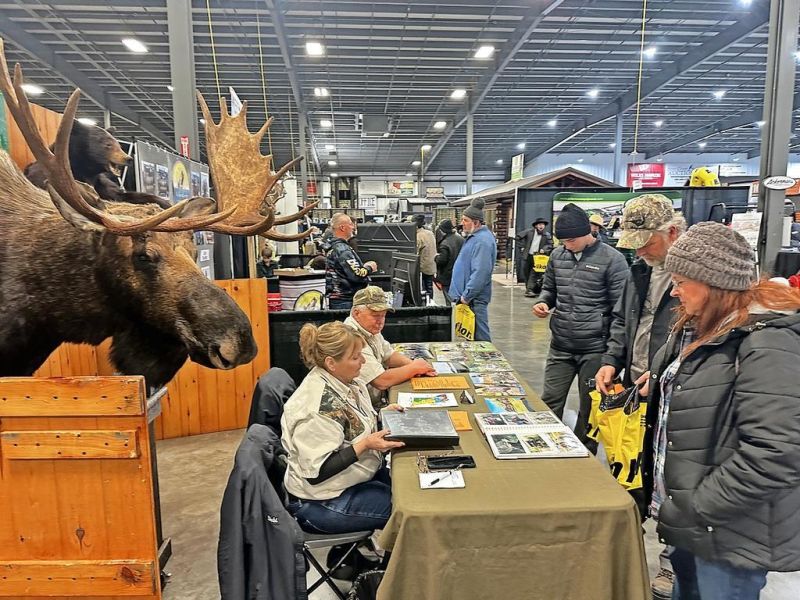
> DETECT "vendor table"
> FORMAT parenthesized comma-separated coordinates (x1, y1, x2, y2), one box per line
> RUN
(378, 344, 650, 600)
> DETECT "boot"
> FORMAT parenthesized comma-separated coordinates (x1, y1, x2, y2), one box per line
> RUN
(326, 544, 381, 581)
(651, 566, 674, 600)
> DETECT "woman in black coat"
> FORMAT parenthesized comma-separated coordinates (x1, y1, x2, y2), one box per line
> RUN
(636, 222, 800, 600)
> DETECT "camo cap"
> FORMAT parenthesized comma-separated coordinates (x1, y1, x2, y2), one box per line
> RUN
(617, 194, 675, 250)
(352, 286, 394, 312)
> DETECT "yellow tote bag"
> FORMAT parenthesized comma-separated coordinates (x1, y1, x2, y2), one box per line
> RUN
(533, 254, 550, 273)
(454, 303, 475, 341)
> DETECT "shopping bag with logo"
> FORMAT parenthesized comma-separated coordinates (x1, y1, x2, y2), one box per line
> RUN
(589, 385, 647, 490)
(454, 303, 475, 341)
(533, 254, 550, 273)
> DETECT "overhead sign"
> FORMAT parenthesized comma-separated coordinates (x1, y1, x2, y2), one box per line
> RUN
(388, 181, 415, 196)
(179, 135, 190, 158)
(511, 153, 525, 181)
(762, 175, 795, 190)
(627, 163, 665, 188)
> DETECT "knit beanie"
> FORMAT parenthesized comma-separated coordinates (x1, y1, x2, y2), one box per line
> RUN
(664, 221, 755, 291)
(554, 203, 591, 239)
(438, 218, 454, 234)
(463, 199, 485, 222)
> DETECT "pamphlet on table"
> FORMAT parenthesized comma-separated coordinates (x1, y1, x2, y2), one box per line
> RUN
(474, 412, 589, 459)
(397, 392, 458, 408)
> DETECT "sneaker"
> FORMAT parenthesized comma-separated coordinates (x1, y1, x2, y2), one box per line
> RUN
(651, 567, 674, 600)
(524, 291, 536, 298)
(326, 545, 380, 581)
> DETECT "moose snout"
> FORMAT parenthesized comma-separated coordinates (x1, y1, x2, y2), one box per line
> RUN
(208, 334, 257, 370)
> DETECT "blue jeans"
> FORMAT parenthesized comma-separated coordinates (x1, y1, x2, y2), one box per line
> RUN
(670, 547, 767, 600)
(470, 299, 491, 342)
(288, 467, 392, 534)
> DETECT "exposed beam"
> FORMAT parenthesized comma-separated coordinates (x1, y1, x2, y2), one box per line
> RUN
(524, 1, 771, 162)
(0, 25, 172, 147)
(263, 0, 321, 175)
(424, 0, 566, 173)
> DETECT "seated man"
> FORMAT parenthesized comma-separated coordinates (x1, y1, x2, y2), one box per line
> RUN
(344, 286, 436, 406)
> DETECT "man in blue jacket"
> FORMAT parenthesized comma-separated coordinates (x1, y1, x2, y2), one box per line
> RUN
(449, 199, 497, 341)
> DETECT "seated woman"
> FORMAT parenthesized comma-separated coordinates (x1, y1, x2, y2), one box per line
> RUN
(282, 321, 404, 534)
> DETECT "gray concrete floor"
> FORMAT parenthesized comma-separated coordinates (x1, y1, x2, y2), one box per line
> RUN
(157, 280, 799, 599)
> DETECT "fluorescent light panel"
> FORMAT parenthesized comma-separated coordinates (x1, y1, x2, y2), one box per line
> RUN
(421, 144, 432, 151)
(433, 121, 447, 130)
(320, 119, 333, 128)
(474, 45, 495, 59)
(450, 89, 467, 100)
(306, 41, 325, 56)
(314, 87, 329, 97)
(122, 37, 148, 53)
(21, 83, 43, 95)
(77, 117, 97, 126)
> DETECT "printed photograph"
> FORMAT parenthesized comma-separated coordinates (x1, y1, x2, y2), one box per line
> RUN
(522, 434, 552, 454)
(491, 433, 526, 455)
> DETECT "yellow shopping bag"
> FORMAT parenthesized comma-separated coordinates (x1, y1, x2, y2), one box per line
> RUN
(589, 386, 647, 490)
(533, 254, 550, 273)
(454, 303, 475, 341)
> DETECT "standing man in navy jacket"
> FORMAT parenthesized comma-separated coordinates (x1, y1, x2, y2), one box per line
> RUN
(449, 199, 497, 341)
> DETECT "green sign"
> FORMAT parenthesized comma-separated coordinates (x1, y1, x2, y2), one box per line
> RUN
(0, 92, 9, 153)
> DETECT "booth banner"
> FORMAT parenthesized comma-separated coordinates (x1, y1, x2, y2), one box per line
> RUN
(388, 181, 415, 196)
(511, 153, 525, 181)
(627, 163, 665, 188)
(135, 141, 209, 206)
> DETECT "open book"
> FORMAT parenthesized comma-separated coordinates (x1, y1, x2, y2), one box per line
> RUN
(474, 412, 588, 459)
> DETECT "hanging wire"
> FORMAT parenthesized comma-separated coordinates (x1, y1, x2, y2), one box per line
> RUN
(254, 0, 274, 156)
(204, 0, 222, 102)
(287, 89, 296, 161)
(631, 0, 649, 155)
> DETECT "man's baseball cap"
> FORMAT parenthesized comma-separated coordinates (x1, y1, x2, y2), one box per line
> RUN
(352, 286, 394, 312)
(617, 194, 675, 250)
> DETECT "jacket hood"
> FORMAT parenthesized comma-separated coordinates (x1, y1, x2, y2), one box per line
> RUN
(243, 423, 283, 471)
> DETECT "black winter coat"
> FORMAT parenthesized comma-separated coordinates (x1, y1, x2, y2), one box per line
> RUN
(434, 232, 464, 287)
(601, 259, 679, 385)
(645, 312, 800, 571)
(537, 240, 629, 353)
(218, 425, 307, 600)
(325, 237, 373, 301)
(516, 227, 553, 256)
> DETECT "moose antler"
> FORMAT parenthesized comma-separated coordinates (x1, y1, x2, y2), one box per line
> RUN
(196, 91, 317, 241)
(0, 38, 314, 239)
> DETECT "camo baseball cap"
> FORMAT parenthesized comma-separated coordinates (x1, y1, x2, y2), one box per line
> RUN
(352, 286, 394, 312)
(616, 194, 675, 250)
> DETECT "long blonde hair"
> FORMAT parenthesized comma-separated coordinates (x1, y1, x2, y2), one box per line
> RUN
(675, 279, 800, 356)
(299, 322, 362, 369)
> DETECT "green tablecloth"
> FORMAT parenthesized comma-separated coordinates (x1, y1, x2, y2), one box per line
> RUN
(378, 369, 650, 600)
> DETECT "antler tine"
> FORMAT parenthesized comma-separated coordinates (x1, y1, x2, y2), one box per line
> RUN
(220, 96, 229, 120)
(152, 204, 238, 232)
(196, 90, 214, 127)
(238, 100, 248, 120)
(273, 200, 319, 226)
(254, 116, 274, 144)
(261, 228, 313, 242)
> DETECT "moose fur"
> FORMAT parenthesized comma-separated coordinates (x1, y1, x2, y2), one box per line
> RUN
(23, 120, 171, 209)
(0, 151, 257, 388)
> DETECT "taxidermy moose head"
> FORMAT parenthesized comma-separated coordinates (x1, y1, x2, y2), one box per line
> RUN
(0, 39, 315, 388)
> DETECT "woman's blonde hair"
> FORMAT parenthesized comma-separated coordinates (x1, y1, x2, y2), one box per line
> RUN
(299, 321, 363, 369)
(675, 279, 800, 356)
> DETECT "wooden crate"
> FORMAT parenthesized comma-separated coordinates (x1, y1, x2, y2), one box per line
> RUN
(32, 279, 270, 440)
(0, 376, 161, 599)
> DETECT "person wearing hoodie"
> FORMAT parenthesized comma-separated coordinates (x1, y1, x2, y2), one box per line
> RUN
(449, 199, 497, 341)
(636, 222, 800, 600)
(434, 218, 464, 299)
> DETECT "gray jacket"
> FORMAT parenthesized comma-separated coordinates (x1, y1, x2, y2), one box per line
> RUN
(648, 312, 800, 571)
(537, 240, 629, 354)
(601, 259, 679, 385)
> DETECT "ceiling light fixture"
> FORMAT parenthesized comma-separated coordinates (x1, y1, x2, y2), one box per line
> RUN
(586, 88, 599, 98)
(421, 144, 432, 152)
(496, 159, 503, 164)
(77, 117, 97, 126)
(306, 41, 325, 56)
(433, 120, 447, 130)
(325, 144, 336, 151)
(412, 160, 421, 166)
(713, 90, 726, 99)
(577, 158, 584, 163)
(320, 119, 333, 128)
(642, 47, 657, 59)
(450, 88, 467, 100)
(21, 83, 44, 96)
(199, 118, 206, 125)
(657, 156, 664, 162)
(122, 38, 148, 53)
(698, 142, 707, 149)
(517, 143, 526, 150)
(330, 172, 338, 177)
(167, 84, 174, 92)
(405, 172, 413, 177)
(547, 119, 557, 127)
(756, 120, 766, 127)
(795, 50, 800, 60)
(609, 143, 616, 149)
(314, 87, 329, 97)
(474, 45, 495, 59)
(654, 120, 664, 127)
(327, 160, 337, 166)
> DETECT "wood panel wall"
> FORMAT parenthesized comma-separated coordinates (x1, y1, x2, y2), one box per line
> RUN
(4, 101, 61, 169)
(32, 279, 270, 440)
(0, 376, 161, 600)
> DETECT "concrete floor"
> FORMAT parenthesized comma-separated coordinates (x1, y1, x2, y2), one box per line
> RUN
(157, 279, 799, 599)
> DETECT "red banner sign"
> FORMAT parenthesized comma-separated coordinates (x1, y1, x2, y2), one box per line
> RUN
(179, 135, 190, 158)
(626, 163, 665, 188)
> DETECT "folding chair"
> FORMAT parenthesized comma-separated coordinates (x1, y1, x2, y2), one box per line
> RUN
(303, 530, 374, 599)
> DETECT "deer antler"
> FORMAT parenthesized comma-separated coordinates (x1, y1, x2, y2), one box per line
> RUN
(0, 39, 234, 235)
(196, 91, 317, 240)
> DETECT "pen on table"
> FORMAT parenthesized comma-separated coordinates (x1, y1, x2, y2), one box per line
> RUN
(428, 464, 465, 487)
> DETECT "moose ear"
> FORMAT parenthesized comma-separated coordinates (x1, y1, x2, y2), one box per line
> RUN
(46, 184, 106, 233)
(178, 196, 218, 218)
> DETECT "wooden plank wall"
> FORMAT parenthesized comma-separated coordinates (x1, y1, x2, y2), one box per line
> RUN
(0, 376, 161, 600)
(5, 102, 61, 169)
(32, 279, 270, 440)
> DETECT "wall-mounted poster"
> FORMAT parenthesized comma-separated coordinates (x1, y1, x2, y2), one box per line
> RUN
(156, 164, 170, 200)
(388, 181, 415, 196)
(140, 161, 156, 195)
(191, 170, 201, 196)
(172, 160, 190, 202)
(200, 172, 210, 197)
